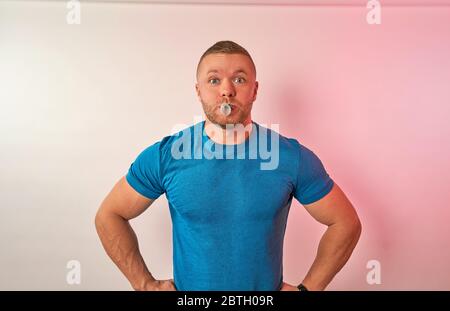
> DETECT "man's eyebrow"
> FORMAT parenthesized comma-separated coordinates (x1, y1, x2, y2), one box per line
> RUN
(233, 69, 248, 75)
(206, 69, 219, 75)
(206, 69, 248, 75)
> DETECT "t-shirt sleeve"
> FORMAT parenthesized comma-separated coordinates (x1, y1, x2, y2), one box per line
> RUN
(294, 144, 334, 205)
(125, 142, 165, 200)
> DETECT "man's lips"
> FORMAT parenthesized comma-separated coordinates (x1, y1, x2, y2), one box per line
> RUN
(220, 102, 232, 116)
(216, 102, 240, 109)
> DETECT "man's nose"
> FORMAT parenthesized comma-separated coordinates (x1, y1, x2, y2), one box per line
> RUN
(220, 79, 236, 98)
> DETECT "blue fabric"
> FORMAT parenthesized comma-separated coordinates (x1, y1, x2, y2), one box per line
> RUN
(126, 121, 334, 291)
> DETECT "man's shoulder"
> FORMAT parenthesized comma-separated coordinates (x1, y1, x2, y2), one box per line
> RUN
(153, 121, 201, 153)
(254, 122, 325, 164)
(254, 122, 302, 151)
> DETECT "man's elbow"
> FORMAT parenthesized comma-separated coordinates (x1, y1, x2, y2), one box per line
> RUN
(94, 204, 114, 231)
(350, 215, 362, 243)
(336, 212, 362, 242)
(94, 207, 106, 232)
(95, 203, 127, 231)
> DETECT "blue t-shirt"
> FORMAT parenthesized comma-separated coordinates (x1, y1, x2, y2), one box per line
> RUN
(126, 121, 334, 291)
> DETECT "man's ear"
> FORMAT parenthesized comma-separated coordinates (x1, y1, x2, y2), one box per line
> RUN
(253, 81, 259, 102)
(195, 83, 200, 98)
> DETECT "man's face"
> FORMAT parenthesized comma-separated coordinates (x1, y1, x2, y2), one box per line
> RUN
(196, 53, 258, 128)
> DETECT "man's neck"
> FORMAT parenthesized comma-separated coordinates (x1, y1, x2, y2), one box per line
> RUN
(204, 118, 253, 145)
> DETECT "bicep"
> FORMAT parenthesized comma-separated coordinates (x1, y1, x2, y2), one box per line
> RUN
(303, 183, 359, 227)
(99, 176, 155, 220)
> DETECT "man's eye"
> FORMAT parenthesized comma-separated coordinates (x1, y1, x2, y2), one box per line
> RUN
(209, 78, 220, 85)
(234, 77, 246, 84)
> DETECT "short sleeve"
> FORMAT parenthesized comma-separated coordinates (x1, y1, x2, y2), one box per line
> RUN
(294, 144, 334, 205)
(126, 142, 165, 200)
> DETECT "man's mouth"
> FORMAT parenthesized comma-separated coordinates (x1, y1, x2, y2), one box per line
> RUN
(220, 102, 232, 116)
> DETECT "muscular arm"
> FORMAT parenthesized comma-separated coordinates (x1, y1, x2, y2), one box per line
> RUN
(301, 183, 362, 291)
(95, 176, 173, 290)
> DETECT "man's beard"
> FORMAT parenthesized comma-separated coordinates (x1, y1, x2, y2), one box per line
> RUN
(201, 100, 252, 129)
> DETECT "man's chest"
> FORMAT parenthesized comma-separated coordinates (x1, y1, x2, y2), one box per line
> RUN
(162, 159, 294, 224)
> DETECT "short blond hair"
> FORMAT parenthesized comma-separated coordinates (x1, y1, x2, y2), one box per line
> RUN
(196, 40, 256, 78)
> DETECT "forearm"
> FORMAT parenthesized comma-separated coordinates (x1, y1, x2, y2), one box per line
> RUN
(302, 220, 361, 290)
(95, 209, 155, 290)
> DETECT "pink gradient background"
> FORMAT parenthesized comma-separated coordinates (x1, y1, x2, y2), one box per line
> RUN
(270, 7, 450, 290)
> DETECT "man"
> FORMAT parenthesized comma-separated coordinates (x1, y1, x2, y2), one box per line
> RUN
(95, 41, 361, 291)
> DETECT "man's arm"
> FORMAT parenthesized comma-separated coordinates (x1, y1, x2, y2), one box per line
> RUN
(300, 182, 362, 291)
(95, 176, 175, 291)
